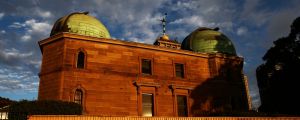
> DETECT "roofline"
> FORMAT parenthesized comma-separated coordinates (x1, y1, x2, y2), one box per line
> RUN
(38, 32, 243, 61)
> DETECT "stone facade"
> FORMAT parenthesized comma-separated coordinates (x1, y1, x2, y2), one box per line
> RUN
(38, 33, 249, 116)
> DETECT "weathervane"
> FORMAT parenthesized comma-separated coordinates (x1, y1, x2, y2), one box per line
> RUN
(160, 13, 167, 35)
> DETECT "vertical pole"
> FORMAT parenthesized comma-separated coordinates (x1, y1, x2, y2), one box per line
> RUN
(162, 13, 167, 35)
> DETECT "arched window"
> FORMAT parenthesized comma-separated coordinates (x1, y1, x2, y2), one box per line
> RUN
(77, 51, 85, 69)
(74, 89, 83, 105)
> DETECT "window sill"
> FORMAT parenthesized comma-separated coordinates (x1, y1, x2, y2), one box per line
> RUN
(173, 77, 187, 81)
(139, 73, 158, 79)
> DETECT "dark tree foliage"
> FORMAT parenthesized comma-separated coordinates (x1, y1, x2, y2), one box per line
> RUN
(193, 110, 298, 117)
(8, 100, 82, 120)
(0, 96, 15, 108)
(257, 17, 300, 114)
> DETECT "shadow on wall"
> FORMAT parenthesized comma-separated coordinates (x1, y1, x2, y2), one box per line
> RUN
(190, 56, 249, 116)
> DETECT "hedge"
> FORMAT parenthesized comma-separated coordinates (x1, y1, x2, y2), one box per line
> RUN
(8, 100, 82, 120)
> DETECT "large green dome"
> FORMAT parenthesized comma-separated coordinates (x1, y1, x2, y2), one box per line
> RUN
(181, 27, 236, 55)
(50, 12, 111, 38)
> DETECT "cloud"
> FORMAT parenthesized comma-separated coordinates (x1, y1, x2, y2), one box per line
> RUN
(35, 8, 52, 18)
(122, 14, 163, 43)
(84, 0, 167, 44)
(0, 12, 4, 19)
(250, 92, 261, 109)
(170, 15, 234, 32)
(240, 0, 272, 27)
(21, 35, 32, 42)
(24, 19, 51, 35)
(167, 0, 238, 35)
(237, 27, 248, 36)
(0, 1, 55, 100)
(9, 22, 26, 28)
(29, 60, 41, 69)
(0, 48, 33, 66)
(170, 16, 206, 27)
(9, 19, 52, 42)
(267, 5, 300, 41)
(0, 67, 38, 92)
(0, 30, 5, 34)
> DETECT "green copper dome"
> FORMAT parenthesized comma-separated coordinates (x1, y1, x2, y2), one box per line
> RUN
(50, 12, 111, 38)
(181, 27, 236, 55)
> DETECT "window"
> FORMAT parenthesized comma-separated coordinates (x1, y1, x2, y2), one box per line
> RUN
(142, 93, 154, 116)
(177, 95, 188, 116)
(175, 63, 184, 78)
(77, 51, 85, 69)
(142, 59, 152, 75)
(74, 89, 83, 105)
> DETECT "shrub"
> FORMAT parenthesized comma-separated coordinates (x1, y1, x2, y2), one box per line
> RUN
(8, 100, 82, 120)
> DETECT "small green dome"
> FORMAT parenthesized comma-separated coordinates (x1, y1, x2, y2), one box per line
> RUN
(181, 27, 236, 55)
(50, 12, 111, 38)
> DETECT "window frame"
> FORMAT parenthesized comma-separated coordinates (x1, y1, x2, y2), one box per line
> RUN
(173, 62, 186, 79)
(172, 89, 190, 117)
(74, 89, 83, 105)
(175, 63, 185, 78)
(137, 87, 157, 117)
(141, 93, 154, 117)
(176, 95, 188, 117)
(75, 48, 87, 69)
(73, 87, 86, 111)
(140, 57, 154, 75)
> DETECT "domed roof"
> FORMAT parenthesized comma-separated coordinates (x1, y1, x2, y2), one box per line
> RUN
(181, 27, 236, 55)
(50, 12, 111, 38)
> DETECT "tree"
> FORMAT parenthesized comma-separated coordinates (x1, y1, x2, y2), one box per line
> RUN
(257, 17, 300, 114)
(0, 96, 15, 108)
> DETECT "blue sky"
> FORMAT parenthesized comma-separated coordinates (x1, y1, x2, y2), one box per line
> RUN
(0, 0, 299, 109)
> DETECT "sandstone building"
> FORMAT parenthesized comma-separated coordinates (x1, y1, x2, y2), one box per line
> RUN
(38, 12, 250, 116)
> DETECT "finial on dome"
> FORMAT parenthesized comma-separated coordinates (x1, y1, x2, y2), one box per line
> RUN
(161, 34, 169, 40)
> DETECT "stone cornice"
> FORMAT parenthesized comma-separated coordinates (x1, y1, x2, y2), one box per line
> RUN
(38, 32, 243, 61)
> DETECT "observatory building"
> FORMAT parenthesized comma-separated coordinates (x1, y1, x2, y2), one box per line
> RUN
(38, 12, 250, 116)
